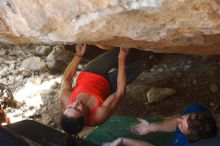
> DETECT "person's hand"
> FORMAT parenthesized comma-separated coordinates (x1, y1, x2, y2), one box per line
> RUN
(75, 44, 86, 57)
(131, 118, 152, 136)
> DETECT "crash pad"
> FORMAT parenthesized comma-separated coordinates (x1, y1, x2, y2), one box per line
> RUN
(85, 116, 174, 146)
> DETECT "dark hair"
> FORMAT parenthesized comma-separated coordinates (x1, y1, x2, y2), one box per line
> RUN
(60, 114, 85, 135)
(187, 111, 218, 142)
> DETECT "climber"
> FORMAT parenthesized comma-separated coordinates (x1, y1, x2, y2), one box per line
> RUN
(59, 44, 149, 134)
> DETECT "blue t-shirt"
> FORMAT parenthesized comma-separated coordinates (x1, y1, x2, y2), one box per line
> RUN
(171, 104, 208, 146)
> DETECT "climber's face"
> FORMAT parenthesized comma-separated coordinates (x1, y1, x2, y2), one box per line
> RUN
(64, 100, 87, 118)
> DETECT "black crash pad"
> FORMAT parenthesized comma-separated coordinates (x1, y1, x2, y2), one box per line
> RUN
(0, 120, 98, 146)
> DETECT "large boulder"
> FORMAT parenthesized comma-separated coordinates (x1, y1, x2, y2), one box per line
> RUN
(1, 0, 220, 55)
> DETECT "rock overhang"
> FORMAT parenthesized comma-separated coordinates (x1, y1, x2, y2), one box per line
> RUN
(0, 0, 220, 55)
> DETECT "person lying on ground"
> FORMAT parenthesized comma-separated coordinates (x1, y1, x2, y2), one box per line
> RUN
(102, 104, 217, 146)
(59, 44, 148, 134)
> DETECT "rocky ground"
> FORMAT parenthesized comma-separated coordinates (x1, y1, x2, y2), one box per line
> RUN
(0, 45, 65, 128)
(0, 45, 220, 137)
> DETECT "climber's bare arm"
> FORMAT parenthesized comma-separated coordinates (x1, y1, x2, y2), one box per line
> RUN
(90, 48, 128, 125)
(59, 44, 86, 108)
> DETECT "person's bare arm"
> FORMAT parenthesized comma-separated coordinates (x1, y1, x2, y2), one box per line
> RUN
(150, 117, 177, 132)
(92, 48, 128, 125)
(102, 137, 154, 146)
(121, 138, 154, 146)
(59, 44, 86, 108)
(131, 117, 178, 136)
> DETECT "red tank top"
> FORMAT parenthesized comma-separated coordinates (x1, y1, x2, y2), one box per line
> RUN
(70, 72, 110, 126)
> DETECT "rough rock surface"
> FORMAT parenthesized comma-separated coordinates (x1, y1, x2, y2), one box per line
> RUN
(147, 87, 176, 103)
(1, 0, 220, 55)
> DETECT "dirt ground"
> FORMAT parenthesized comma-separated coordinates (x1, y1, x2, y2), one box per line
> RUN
(115, 53, 220, 127)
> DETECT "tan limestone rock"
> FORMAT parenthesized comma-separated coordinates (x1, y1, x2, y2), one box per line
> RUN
(0, 0, 220, 55)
